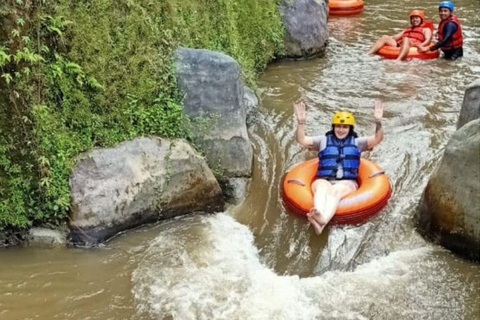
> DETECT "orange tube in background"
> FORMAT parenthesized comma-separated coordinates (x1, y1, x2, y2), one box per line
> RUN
(377, 42, 440, 60)
(329, 0, 364, 16)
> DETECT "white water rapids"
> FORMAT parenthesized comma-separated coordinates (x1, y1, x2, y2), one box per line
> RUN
(132, 214, 477, 320)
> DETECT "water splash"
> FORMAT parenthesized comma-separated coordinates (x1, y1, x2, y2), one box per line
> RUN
(133, 214, 478, 320)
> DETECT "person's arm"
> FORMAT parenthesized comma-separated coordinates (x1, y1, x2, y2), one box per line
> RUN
(392, 31, 405, 41)
(367, 100, 384, 149)
(429, 22, 458, 51)
(294, 102, 314, 148)
(419, 28, 432, 47)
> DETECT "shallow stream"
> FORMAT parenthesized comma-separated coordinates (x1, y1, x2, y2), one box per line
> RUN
(1, 0, 479, 319)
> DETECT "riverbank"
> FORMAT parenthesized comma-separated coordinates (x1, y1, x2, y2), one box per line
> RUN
(0, 0, 286, 236)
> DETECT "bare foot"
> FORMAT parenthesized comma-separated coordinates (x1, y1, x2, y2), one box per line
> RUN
(309, 208, 326, 226)
(307, 208, 325, 235)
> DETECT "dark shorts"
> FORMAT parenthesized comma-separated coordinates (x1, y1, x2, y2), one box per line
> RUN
(442, 47, 463, 60)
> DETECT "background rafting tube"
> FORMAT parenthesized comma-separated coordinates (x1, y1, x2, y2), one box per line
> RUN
(377, 42, 440, 60)
(282, 158, 392, 225)
(329, 0, 364, 16)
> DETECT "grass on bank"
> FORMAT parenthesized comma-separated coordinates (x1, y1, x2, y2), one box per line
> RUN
(0, 0, 285, 230)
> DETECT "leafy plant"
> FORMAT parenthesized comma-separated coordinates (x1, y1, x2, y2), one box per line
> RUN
(0, 0, 285, 231)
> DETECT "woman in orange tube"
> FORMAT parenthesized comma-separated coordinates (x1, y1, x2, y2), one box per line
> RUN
(367, 10, 432, 61)
(294, 100, 384, 234)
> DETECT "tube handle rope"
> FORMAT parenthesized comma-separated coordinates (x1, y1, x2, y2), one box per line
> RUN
(369, 171, 385, 178)
(287, 179, 306, 186)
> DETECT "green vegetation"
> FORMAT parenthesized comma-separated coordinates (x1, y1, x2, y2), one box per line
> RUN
(0, 0, 285, 230)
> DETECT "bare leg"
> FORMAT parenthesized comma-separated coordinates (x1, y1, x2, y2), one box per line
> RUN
(310, 180, 358, 235)
(308, 179, 332, 234)
(312, 179, 330, 215)
(307, 209, 324, 235)
(367, 35, 398, 55)
(396, 38, 411, 61)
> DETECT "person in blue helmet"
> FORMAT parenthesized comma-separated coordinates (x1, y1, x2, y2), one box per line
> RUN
(418, 1, 464, 60)
(294, 100, 384, 234)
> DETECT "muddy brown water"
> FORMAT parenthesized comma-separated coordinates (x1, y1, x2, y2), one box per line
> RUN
(1, 0, 479, 319)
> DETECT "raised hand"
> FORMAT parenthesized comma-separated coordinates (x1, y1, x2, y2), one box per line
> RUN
(374, 99, 383, 122)
(294, 101, 307, 124)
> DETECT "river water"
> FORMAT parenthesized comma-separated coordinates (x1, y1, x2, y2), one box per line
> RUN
(1, 0, 479, 319)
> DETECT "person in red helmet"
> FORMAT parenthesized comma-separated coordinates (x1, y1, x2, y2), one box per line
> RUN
(418, 1, 463, 60)
(367, 10, 433, 61)
(294, 100, 384, 235)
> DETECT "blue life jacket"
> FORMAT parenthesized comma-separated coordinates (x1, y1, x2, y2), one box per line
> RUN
(317, 134, 361, 180)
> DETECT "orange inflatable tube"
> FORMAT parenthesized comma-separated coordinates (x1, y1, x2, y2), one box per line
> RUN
(329, 0, 364, 16)
(377, 42, 440, 60)
(282, 158, 391, 225)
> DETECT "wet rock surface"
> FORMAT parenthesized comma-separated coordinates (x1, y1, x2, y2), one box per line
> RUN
(69, 138, 223, 246)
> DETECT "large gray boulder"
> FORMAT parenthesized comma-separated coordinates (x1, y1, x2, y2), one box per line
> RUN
(279, 0, 329, 59)
(69, 138, 223, 246)
(417, 119, 480, 262)
(175, 48, 253, 178)
(457, 79, 480, 129)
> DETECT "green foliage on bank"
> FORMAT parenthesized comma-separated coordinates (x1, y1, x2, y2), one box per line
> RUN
(0, 0, 285, 230)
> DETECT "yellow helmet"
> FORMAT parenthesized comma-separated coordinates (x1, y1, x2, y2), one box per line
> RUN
(332, 111, 355, 126)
